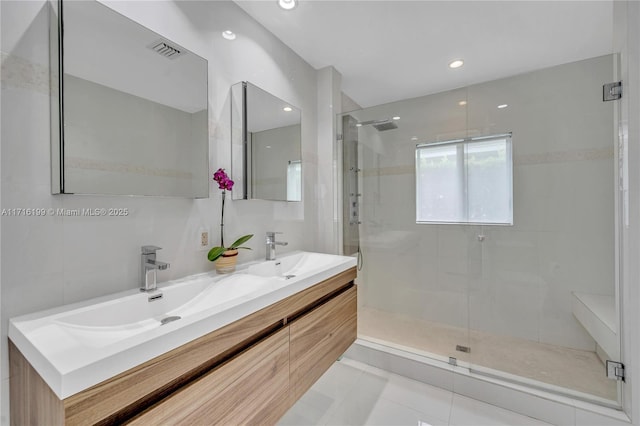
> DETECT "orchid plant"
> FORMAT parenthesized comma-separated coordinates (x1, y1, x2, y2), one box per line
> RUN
(207, 168, 253, 262)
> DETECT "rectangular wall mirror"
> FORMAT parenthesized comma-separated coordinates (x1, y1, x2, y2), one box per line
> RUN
(231, 81, 302, 201)
(51, 0, 209, 197)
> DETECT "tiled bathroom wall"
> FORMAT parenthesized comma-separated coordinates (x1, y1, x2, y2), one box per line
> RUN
(0, 1, 328, 423)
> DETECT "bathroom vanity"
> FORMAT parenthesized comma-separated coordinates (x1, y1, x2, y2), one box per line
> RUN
(9, 252, 357, 425)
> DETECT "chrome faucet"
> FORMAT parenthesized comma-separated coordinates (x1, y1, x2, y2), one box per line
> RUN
(140, 246, 170, 292)
(266, 232, 288, 261)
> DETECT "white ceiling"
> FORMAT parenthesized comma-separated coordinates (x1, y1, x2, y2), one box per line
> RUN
(235, 0, 613, 108)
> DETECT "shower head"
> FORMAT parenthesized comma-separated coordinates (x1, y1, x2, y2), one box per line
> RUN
(372, 120, 398, 131)
(357, 119, 399, 132)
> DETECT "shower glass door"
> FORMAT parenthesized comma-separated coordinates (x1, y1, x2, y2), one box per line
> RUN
(465, 54, 621, 405)
(349, 87, 472, 369)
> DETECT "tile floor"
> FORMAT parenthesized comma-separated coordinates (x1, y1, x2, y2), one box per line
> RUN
(278, 358, 552, 426)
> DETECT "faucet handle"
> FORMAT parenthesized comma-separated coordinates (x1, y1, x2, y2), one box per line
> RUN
(142, 245, 162, 254)
(266, 231, 283, 239)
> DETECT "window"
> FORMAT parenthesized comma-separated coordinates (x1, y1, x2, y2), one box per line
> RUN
(287, 160, 302, 201)
(415, 134, 513, 225)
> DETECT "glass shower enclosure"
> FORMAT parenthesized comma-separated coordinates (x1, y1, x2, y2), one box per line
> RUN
(340, 54, 621, 406)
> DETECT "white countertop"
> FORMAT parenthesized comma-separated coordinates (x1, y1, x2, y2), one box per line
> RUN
(9, 251, 356, 399)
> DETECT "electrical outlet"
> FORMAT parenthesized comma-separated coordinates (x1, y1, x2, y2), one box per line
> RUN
(198, 228, 209, 251)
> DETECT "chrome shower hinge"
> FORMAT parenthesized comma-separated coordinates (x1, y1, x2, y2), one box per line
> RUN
(606, 360, 625, 381)
(603, 81, 622, 101)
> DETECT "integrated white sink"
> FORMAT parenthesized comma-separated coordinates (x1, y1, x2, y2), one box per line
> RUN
(246, 251, 342, 278)
(9, 251, 356, 399)
(49, 275, 273, 349)
(170, 274, 274, 318)
(55, 277, 211, 328)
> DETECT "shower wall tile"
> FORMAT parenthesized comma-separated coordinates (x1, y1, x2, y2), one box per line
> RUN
(482, 229, 540, 275)
(511, 165, 548, 232)
(419, 288, 469, 328)
(538, 279, 599, 351)
(540, 231, 614, 294)
(466, 55, 614, 157)
(437, 227, 473, 259)
(536, 161, 614, 235)
(468, 274, 541, 342)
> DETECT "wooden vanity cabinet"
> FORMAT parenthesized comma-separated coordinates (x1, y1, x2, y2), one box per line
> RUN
(10, 267, 357, 426)
(290, 285, 357, 402)
(128, 327, 291, 425)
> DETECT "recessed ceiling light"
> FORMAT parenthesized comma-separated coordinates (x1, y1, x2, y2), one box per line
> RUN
(266, 145, 272, 149)
(392, 116, 400, 120)
(497, 104, 508, 109)
(283, 106, 293, 112)
(411, 136, 418, 141)
(356, 123, 363, 127)
(458, 100, 467, 106)
(222, 30, 236, 40)
(278, 0, 298, 10)
(449, 59, 464, 69)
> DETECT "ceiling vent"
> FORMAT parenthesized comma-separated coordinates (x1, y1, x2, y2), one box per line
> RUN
(148, 40, 185, 59)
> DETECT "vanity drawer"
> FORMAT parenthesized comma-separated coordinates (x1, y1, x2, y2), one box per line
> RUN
(289, 285, 357, 401)
(128, 327, 290, 425)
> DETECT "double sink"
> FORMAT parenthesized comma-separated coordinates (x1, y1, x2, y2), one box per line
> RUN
(9, 251, 357, 399)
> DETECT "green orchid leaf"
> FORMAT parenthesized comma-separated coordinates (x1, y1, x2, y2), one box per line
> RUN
(229, 234, 253, 249)
(235, 246, 252, 250)
(207, 246, 226, 262)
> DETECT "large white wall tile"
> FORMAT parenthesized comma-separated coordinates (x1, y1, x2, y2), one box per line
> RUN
(0, 88, 51, 186)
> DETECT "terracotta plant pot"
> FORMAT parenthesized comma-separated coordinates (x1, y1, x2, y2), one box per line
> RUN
(215, 249, 238, 274)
